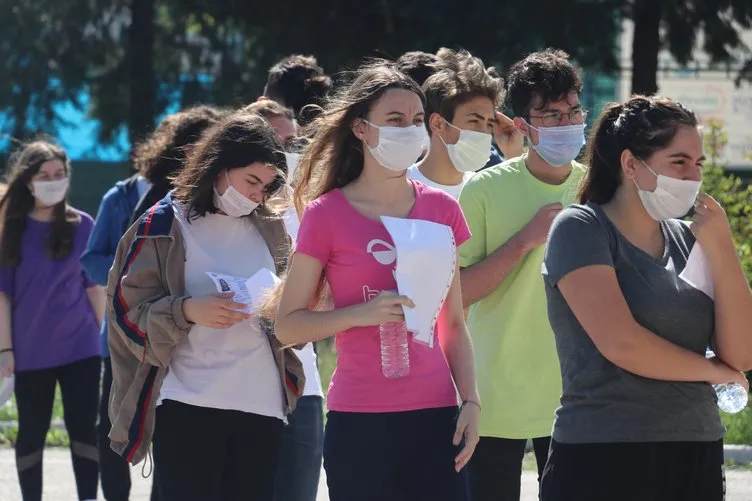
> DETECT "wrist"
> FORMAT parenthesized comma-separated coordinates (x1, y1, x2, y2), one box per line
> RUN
(509, 230, 531, 255)
(181, 297, 195, 324)
(342, 303, 365, 329)
(461, 399, 481, 412)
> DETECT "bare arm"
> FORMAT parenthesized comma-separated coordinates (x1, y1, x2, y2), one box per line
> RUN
(275, 253, 415, 346)
(439, 261, 481, 471)
(559, 264, 744, 385)
(275, 253, 362, 346)
(460, 233, 527, 306)
(86, 285, 106, 327)
(711, 251, 752, 371)
(693, 195, 752, 372)
(440, 262, 479, 404)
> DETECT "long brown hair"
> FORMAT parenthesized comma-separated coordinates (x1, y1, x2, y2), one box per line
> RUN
(171, 111, 288, 221)
(579, 95, 698, 204)
(259, 61, 423, 322)
(292, 60, 424, 215)
(0, 140, 79, 266)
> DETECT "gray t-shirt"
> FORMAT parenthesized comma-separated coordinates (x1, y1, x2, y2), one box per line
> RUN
(542, 203, 723, 444)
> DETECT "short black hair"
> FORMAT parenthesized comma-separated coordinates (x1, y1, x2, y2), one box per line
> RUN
(263, 55, 332, 126)
(505, 48, 583, 117)
(396, 50, 439, 86)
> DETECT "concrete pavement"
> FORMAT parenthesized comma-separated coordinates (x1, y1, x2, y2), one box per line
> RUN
(1, 448, 751, 500)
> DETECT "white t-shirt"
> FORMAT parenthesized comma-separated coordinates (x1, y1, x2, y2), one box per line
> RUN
(406, 165, 474, 200)
(282, 202, 324, 398)
(159, 204, 285, 419)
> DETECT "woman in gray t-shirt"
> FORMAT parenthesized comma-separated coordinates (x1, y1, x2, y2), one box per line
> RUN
(540, 95, 752, 501)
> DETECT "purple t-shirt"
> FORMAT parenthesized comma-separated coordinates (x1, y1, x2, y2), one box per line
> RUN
(0, 210, 100, 372)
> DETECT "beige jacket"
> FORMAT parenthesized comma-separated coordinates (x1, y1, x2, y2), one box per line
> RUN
(105, 195, 304, 465)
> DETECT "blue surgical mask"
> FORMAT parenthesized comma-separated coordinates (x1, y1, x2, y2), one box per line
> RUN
(526, 122, 585, 167)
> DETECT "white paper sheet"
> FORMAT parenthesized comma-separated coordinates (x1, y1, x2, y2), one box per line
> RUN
(206, 269, 281, 314)
(679, 243, 715, 299)
(381, 216, 456, 347)
(0, 375, 14, 407)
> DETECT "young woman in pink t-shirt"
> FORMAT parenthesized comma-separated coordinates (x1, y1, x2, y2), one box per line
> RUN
(271, 61, 480, 501)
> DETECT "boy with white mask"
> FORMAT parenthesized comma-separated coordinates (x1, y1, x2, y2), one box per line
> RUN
(458, 48, 587, 501)
(408, 48, 523, 199)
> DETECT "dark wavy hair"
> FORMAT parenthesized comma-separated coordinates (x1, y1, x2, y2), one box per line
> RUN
(0, 140, 79, 266)
(396, 50, 439, 86)
(505, 48, 582, 117)
(579, 95, 699, 204)
(263, 55, 332, 126)
(171, 112, 287, 221)
(423, 48, 504, 134)
(134, 105, 227, 188)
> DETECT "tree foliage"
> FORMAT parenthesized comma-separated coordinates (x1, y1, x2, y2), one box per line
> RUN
(628, 0, 752, 95)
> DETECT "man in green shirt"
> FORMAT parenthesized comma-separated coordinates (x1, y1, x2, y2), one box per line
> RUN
(459, 49, 587, 501)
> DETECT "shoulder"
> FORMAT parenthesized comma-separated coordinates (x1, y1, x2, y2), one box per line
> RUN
(464, 157, 524, 192)
(301, 191, 342, 219)
(413, 180, 458, 208)
(72, 208, 94, 226)
(551, 203, 609, 235)
(134, 196, 176, 238)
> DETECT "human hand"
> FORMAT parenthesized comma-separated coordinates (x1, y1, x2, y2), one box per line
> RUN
(182, 292, 251, 329)
(492, 111, 525, 160)
(708, 356, 749, 391)
(350, 290, 415, 328)
(518, 203, 564, 250)
(690, 194, 736, 262)
(453, 401, 481, 472)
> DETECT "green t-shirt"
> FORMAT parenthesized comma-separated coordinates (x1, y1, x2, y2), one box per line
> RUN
(458, 156, 586, 439)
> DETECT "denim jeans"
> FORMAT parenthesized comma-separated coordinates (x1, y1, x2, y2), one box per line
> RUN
(273, 395, 325, 501)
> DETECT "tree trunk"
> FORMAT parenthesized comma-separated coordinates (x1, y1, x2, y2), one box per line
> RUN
(630, 0, 662, 96)
(127, 0, 156, 149)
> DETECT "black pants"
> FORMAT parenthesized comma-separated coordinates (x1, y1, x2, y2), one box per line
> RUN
(153, 399, 284, 501)
(99, 358, 160, 501)
(15, 356, 101, 501)
(469, 436, 551, 501)
(540, 439, 725, 501)
(323, 407, 469, 501)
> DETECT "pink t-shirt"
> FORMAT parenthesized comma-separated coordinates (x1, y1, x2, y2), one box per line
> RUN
(295, 180, 471, 413)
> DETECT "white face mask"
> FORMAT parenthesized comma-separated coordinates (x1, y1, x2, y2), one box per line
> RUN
(526, 122, 586, 167)
(634, 159, 701, 221)
(363, 120, 428, 172)
(440, 120, 492, 173)
(32, 178, 69, 207)
(283, 152, 300, 183)
(213, 170, 259, 217)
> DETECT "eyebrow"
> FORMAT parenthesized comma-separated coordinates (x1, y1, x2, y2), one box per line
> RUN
(542, 104, 582, 113)
(668, 152, 706, 162)
(466, 112, 494, 122)
(385, 111, 425, 118)
(247, 174, 264, 184)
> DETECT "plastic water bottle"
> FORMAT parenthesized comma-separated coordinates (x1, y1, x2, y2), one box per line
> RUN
(715, 383, 749, 414)
(380, 310, 410, 378)
(706, 348, 749, 414)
